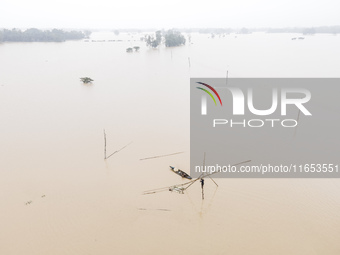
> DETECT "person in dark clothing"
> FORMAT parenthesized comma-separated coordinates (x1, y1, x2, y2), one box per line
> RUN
(200, 178, 204, 189)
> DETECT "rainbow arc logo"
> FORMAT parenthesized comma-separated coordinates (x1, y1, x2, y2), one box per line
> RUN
(196, 82, 222, 115)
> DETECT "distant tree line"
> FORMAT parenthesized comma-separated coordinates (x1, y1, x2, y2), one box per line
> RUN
(0, 28, 90, 42)
(170, 26, 340, 35)
(145, 30, 186, 48)
(266, 26, 340, 34)
(197, 28, 233, 34)
(196, 26, 340, 35)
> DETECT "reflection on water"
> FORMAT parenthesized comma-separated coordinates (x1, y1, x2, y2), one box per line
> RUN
(0, 32, 340, 255)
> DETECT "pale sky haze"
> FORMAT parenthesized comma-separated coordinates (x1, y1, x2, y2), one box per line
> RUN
(0, 0, 339, 29)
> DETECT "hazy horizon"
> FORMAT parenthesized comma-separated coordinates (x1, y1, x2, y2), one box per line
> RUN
(1, 0, 339, 30)
(1, 26, 340, 32)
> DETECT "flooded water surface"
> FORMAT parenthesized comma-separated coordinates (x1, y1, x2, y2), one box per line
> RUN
(0, 32, 340, 254)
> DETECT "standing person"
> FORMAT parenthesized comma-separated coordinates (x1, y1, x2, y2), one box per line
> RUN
(200, 178, 204, 189)
(200, 178, 205, 200)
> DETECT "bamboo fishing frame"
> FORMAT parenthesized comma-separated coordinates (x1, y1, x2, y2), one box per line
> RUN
(142, 159, 251, 195)
(103, 129, 132, 160)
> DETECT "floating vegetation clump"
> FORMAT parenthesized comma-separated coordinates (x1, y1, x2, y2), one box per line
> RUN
(80, 77, 93, 84)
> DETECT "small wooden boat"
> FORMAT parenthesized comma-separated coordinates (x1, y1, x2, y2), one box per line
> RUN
(169, 166, 192, 179)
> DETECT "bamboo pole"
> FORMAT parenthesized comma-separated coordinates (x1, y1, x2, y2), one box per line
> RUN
(203, 152, 218, 186)
(294, 109, 301, 137)
(139, 151, 184, 161)
(208, 175, 218, 187)
(201, 152, 205, 199)
(104, 129, 107, 159)
(106, 142, 132, 159)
